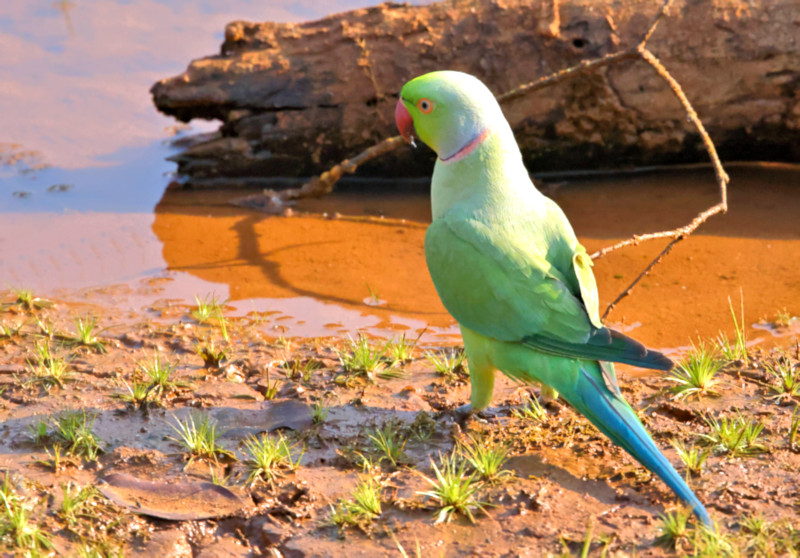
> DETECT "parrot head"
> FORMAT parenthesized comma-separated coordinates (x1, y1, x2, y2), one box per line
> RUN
(395, 71, 503, 161)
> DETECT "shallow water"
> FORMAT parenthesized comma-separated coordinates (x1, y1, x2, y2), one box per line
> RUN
(1, 2, 799, 349)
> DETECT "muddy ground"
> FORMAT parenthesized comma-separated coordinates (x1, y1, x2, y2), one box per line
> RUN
(0, 289, 798, 557)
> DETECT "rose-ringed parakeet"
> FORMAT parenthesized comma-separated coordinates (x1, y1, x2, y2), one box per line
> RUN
(395, 70, 710, 525)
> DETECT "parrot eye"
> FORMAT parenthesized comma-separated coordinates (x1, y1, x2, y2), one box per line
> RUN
(417, 98, 434, 114)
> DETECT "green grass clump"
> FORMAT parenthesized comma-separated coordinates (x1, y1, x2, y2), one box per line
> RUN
(3, 288, 52, 311)
(191, 293, 217, 323)
(169, 413, 233, 466)
(655, 508, 693, 550)
(27, 418, 50, 447)
(0, 321, 23, 339)
(0, 476, 51, 553)
(425, 348, 466, 381)
(194, 338, 227, 368)
(138, 351, 183, 399)
(418, 452, 488, 524)
(59, 483, 98, 526)
(386, 333, 419, 364)
(671, 439, 710, 479)
(64, 315, 106, 352)
(52, 411, 104, 462)
(368, 421, 409, 468)
(261, 369, 280, 400)
(117, 380, 152, 408)
(765, 359, 800, 401)
(310, 400, 330, 424)
(667, 341, 722, 400)
(459, 435, 513, 484)
(192, 293, 230, 341)
(338, 334, 397, 381)
(511, 396, 548, 422)
(26, 340, 71, 390)
(716, 292, 748, 365)
(281, 358, 322, 382)
(329, 477, 383, 532)
(700, 413, 767, 457)
(242, 432, 303, 485)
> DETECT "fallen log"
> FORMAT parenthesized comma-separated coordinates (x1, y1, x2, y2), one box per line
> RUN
(151, 0, 800, 187)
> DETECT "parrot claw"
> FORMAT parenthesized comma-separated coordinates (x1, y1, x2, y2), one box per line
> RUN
(452, 403, 490, 429)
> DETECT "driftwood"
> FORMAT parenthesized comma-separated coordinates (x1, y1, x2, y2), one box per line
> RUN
(152, 0, 800, 187)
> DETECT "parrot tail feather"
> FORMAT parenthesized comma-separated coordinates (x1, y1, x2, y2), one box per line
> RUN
(567, 366, 711, 526)
(522, 329, 673, 371)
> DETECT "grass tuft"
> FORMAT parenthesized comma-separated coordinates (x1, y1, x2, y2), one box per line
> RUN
(425, 347, 466, 381)
(310, 400, 330, 425)
(667, 341, 722, 400)
(700, 413, 768, 457)
(459, 434, 513, 484)
(242, 432, 303, 485)
(671, 439, 710, 479)
(329, 476, 383, 532)
(52, 411, 104, 462)
(655, 508, 693, 550)
(66, 315, 106, 352)
(192, 293, 230, 341)
(138, 351, 184, 400)
(368, 421, 409, 468)
(195, 338, 227, 368)
(418, 452, 488, 524)
(765, 358, 800, 401)
(59, 483, 98, 526)
(511, 396, 548, 422)
(4, 288, 52, 311)
(0, 475, 52, 553)
(26, 340, 71, 390)
(386, 332, 420, 364)
(169, 413, 234, 465)
(716, 292, 748, 364)
(338, 334, 396, 381)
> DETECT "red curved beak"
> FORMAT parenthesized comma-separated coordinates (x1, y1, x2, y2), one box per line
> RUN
(395, 98, 416, 146)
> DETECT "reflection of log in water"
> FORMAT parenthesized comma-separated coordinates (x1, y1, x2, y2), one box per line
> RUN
(152, 0, 800, 186)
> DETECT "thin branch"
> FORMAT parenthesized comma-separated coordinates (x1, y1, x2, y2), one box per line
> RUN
(601, 237, 680, 320)
(259, 135, 406, 203)
(498, 0, 673, 103)
(497, 50, 637, 103)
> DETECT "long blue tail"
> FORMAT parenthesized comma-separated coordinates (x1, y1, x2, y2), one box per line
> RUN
(564, 366, 711, 526)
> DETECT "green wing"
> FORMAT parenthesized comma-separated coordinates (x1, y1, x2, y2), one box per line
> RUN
(426, 214, 673, 371)
(425, 215, 594, 344)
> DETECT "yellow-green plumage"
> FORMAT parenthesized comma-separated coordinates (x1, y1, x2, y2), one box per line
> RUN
(397, 70, 710, 525)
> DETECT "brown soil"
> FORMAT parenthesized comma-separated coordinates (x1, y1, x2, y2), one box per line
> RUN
(0, 290, 798, 556)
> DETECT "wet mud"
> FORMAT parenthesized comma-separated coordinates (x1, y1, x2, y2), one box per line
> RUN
(0, 289, 798, 555)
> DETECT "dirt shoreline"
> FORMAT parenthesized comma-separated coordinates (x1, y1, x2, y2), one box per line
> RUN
(0, 289, 798, 555)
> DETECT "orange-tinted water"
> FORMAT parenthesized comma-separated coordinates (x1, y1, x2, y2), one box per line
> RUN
(8, 163, 796, 349)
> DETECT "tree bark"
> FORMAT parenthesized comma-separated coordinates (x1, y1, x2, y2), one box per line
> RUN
(151, 0, 800, 187)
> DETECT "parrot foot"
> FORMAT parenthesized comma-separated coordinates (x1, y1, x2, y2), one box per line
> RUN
(537, 386, 563, 412)
(452, 403, 489, 430)
(538, 396, 564, 412)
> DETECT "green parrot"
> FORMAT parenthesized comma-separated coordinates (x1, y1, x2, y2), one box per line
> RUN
(395, 70, 710, 525)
